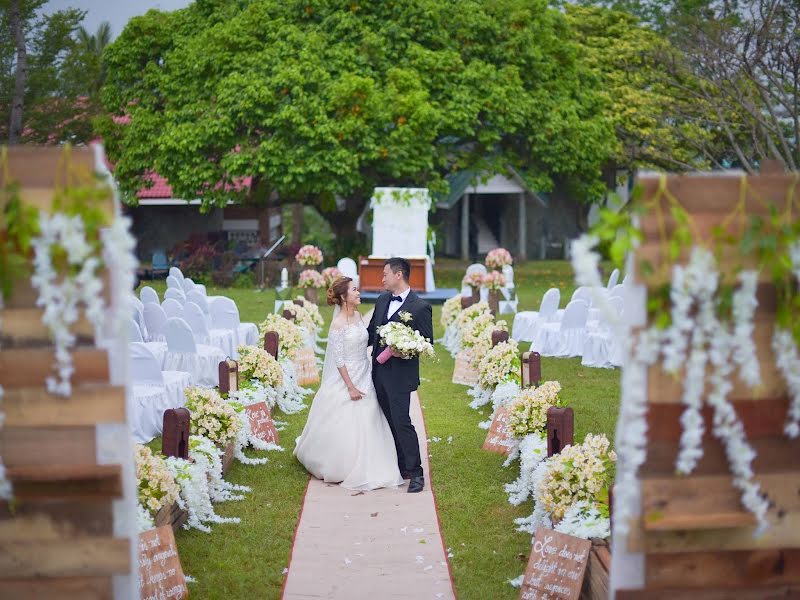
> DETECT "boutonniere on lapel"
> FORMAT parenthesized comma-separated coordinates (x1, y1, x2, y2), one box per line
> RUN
(398, 311, 413, 323)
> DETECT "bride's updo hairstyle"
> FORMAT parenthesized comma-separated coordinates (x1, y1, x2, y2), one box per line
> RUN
(326, 276, 353, 307)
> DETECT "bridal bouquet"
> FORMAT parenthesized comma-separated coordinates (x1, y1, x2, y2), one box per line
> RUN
(376, 316, 435, 364)
(295, 244, 323, 266)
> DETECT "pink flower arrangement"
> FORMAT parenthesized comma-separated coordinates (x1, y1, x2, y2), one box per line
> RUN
(322, 266, 343, 286)
(482, 271, 507, 291)
(485, 247, 513, 270)
(295, 245, 323, 266)
(462, 272, 484, 289)
(298, 269, 325, 288)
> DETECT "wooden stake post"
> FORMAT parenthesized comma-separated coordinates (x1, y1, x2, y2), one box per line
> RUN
(546, 407, 574, 457)
(218, 358, 239, 395)
(264, 331, 280, 360)
(521, 351, 541, 388)
(0, 146, 139, 598)
(161, 408, 190, 460)
(613, 170, 800, 597)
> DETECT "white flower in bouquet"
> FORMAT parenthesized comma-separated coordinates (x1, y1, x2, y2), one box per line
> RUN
(482, 271, 506, 291)
(456, 301, 492, 329)
(505, 433, 548, 505)
(184, 386, 241, 446)
(507, 381, 564, 438)
(485, 247, 513, 270)
(377, 321, 435, 360)
(477, 339, 521, 389)
(136, 502, 155, 532)
(537, 433, 616, 521)
(554, 501, 611, 540)
(297, 269, 325, 288)
(295, 244, 323, 266)
(135, 444, 180, 518)
(258, 314, 305, 360)
(237, 345, 283, 388)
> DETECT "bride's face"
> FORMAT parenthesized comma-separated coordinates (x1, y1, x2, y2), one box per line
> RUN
(344, 284, 361, 306)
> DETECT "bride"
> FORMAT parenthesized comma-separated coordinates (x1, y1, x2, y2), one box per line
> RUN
(294, 276, 404, 491)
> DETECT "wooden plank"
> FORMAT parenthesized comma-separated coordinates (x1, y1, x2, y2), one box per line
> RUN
(647, 319, 785, 404)
(641, 472, 800, 531)
(3, 385, 125, 427)
(643, 437, 800, 476)
(617, 584, 800, 599)
(0, 426, 96, 468)
(580, 545, 610, 600)
(5, 465, 122, 500)
(646, 397, 789, 443)
(0, 348, 109, 389)
(0, 309, 95, 346)
(0, 537, 130, 578)
(628, 512, 800, 554)
(646, 549, 800, 589)
(0, 500, 114, 539)
(0, 577, 113, 600)
(636, 242, 770, 286)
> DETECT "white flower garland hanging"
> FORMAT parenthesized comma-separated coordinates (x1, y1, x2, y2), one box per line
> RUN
(30, 212, 106, 396)
(775, 242, 800, 438)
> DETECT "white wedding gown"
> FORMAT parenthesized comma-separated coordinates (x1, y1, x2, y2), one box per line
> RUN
(294, 320, 404, 491)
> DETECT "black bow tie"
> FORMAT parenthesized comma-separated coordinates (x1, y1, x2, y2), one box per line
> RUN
(390, 295, 403, 302)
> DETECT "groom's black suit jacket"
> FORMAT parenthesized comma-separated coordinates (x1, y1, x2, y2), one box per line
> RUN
(367, 290, 434, 394)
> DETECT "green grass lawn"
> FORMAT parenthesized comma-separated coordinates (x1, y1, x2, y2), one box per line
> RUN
(136, 260, 621, 599)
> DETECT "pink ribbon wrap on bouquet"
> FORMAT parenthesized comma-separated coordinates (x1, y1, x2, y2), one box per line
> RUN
(376, 346, 394, 364)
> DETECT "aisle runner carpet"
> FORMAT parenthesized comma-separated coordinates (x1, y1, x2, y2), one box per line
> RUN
(282, 391, 456, 600)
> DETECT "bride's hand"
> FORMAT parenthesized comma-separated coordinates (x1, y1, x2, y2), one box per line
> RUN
(348, 386, 364, 401)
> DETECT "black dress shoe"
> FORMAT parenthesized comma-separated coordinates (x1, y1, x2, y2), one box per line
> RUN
(407, 476, 424, 493)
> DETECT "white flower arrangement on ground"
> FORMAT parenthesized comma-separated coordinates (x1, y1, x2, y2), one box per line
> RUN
(274, 359, 310, 414)
(295, 244, 323, 266)
(441, 295, 465, 356)
(376, 321, 435, 363)
(462, 272, 484, 289)
(294, 297, 325, 331)
(189, 435, 251, 502)
(298, 269, 325, 289)
(258, 314, 305, 360)
(462, 313, 508, 368)
(505, 433, 548, 505)
(441, 295, 463, 329)
(507, 381, 564, 438)
(554, 501, 611, 540)
(321, 267, 343, 286)
(482, 271, 506, 291)
(135, 444, 180, 518)
(477, 339, 521, 390)
(184, 386, 241, 446)
(237, 345, 283, 388)
(486, 247, 513, 270)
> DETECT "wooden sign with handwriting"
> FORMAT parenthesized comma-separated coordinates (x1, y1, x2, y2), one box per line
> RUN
(452, 352, 479, 386)
(520, 528, 591, 600)
(139, 525, 188, 600)
(245, 401, 279, 445)
(482, 406, 513, 455)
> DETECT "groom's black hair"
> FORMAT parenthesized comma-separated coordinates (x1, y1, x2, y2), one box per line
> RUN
(385, 257, 411, 282)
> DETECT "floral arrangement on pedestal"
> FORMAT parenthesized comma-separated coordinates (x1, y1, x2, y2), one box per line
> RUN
(514, 433, 616, 541)
(258, 314, 305, 360)
(298, 269, 325, 289)
(184, 386, 241, 446)
(135, 444, 180, 519)
(462, 271, 484, 290)
(477, 339, 521, 391)
(486, 247, 513, 270)
(283, 301, 323, 337)
(482, 271, 506, 291)
(237, 345, 284, 389)
(461, 311, 507, 369)
(322, 266, 343, 286)
(295, 245, 323, 267)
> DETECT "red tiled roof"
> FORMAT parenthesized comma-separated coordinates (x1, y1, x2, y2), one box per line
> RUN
(137, 172, 173, 199)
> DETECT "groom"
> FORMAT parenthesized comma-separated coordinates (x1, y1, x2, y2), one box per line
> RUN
(367, 258, 433, 493)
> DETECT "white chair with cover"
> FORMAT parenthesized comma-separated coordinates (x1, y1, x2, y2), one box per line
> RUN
(609, 284, 625, 300)
(337, 258, 359, 287)
(571, 286, 593, 306)
(511, 288, 560, 342)
(164, 287, 186, 304)
(169, 267, 184, 283)
(582, 297, 625, 369)
(210, 296, 259, 347)
(182, 278, 196, 294)
(162, 318, 225, 387)
(607, 268, 620, 291)
(131, 296, 149, 341)
(183, 302, 237, 359)
(162, 298, 183, 319)
(143, 303, 169, 342)
(166, 275, 182, 290)
(194, 283, 207, 295)
(140, 286, 159, 305)
(128, 319, 167, 364)
(128, 342, 192, 442)
(532, 299, 589, 357)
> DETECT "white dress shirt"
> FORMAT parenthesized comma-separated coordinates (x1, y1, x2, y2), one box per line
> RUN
(387, 287, 411, 320)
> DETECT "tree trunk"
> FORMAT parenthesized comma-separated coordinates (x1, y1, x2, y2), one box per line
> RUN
(9, 0, 27, 145)
(291, 203, 303, 245)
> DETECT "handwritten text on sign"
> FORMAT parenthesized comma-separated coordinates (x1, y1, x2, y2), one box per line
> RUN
(245, 401, 279, 445)
(482, 406, 513, 455)
(139, 525, 188, 600)
(520, 528, 591, 600)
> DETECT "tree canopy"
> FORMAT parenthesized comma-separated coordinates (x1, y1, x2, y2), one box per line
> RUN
(99, 0, 615, 251)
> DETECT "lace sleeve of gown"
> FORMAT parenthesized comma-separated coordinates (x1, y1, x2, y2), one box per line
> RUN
(329, 327, 346, 368)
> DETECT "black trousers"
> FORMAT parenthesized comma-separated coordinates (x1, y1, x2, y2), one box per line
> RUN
(372, 369, 423, 478)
